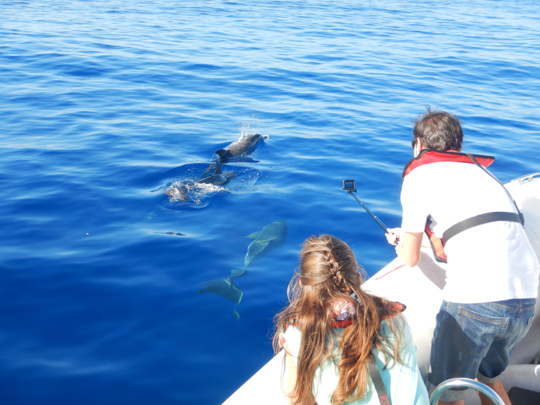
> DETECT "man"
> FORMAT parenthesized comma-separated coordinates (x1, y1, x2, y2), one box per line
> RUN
(387, 108, 539, 405)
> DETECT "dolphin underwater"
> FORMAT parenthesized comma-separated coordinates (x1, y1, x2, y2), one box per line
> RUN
(244, 219, 288, 268)
(212, 133, 268, 163)
(197, 219, 287, 319)
(198, 269, 246, 319)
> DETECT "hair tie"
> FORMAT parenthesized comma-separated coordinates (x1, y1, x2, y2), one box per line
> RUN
(351, 292, 363, 305)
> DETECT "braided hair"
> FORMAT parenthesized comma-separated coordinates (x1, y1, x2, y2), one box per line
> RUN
(273, 235, 404, 405)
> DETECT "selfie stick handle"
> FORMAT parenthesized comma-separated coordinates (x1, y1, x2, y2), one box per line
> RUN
(347, 190, 388, 232)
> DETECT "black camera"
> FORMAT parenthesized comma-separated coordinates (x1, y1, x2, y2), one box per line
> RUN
(342, 179, 356, 192)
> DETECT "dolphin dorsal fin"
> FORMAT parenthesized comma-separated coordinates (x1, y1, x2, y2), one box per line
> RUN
(214, 149, 231, 163)
(215, 149, 227, 158)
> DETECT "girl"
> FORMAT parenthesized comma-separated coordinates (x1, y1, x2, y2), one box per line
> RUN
(273, 235, 428, 405)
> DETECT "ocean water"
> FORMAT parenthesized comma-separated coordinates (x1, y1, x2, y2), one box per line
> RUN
(1, 0, 539, 403)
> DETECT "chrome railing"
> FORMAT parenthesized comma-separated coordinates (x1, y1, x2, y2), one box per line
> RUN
(511, 172, 540, 185)
(430, 378, 505, 405)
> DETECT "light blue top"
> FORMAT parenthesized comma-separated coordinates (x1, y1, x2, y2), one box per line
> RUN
(282, 320, 429, 405)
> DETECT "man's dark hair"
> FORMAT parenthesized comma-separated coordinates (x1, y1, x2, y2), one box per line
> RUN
(413, 107, 463, 151)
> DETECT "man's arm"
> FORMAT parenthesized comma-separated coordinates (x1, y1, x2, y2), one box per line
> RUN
(397, 232, 423, 267)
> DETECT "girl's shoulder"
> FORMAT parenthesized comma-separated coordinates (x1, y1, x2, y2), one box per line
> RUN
(281, 325, 302, 358)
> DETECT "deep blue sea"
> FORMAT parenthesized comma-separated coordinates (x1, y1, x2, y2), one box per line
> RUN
(1, 0, 539, 404)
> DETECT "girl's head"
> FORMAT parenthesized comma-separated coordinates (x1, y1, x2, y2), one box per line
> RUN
(297, 234, 363, 299)
(283, 234, 369, 327)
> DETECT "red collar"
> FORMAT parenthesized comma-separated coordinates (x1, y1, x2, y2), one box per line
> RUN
(402, 149, 495, 179)
(286, 302, 406, 329)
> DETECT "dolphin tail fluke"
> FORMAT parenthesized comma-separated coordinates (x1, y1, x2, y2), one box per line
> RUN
(197, 276, 243, 304)
(197, 279, 230, 294)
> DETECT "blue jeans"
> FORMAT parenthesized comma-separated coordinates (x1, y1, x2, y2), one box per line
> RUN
(428, 299, 536, 402)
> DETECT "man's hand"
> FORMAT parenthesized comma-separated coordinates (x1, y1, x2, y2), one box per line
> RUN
(385, 227, 402, 246)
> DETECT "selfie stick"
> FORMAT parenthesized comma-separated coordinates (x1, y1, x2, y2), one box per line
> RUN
(343, 182, 388, 232)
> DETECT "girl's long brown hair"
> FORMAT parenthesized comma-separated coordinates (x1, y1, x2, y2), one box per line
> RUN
(273, 235, 404, 405)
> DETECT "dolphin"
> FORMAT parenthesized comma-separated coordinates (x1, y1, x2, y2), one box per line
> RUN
(244, 219, 288, 268)
(198, 160, 233, 185)
(166, 161, 236, 202)
(198, 269, 246, 319)
(212, 133, 268, 163)
(164, 180, 194, 203)
(151, 231, 185, 236)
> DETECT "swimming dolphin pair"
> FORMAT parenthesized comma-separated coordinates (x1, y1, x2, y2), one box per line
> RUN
(197, 219, 287, 319)
(212, 133, 268, 163)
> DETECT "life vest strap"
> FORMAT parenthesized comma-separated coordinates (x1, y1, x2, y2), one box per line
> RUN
(369, 354, 391, 405)
(442, 212, 524, 245)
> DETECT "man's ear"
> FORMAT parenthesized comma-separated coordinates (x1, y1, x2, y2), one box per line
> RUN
(414, 139, 424, 157)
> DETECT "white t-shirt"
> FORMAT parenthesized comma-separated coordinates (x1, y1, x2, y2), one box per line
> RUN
(401, 161, 539, 303)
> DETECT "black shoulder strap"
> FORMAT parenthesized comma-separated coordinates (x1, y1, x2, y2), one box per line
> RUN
(369, 355, 391, 405)
(443, 212, 523, 245)
(440, 154, 526, 245)
(466, 153, 525, 226)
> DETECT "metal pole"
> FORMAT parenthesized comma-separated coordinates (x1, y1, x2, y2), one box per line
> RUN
(347, 190, 388, 232)
(430, 378, 505, 405)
